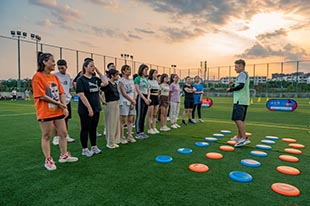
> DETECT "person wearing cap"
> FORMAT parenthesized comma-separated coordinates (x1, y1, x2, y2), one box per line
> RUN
(226, 59, 250, 147)
(52, 59, 75, 145)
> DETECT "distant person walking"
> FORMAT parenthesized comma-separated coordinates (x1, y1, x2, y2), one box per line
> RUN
(32, 52, 78, 171)
(192, 76, 204, 122)
(11, 88, 17, 101)
(24, 88, 30, 101)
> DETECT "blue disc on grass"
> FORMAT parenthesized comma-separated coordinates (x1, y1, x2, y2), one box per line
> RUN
(195, 142, 209, 147)
(240, 159, 261, 168)
(155, 155, 173, 163)
(220, 130, 232, 134)
(213, 133, 224, 138)
(204, 137, 217, 142)
(177, 148, 193, 154)
(229, 171, 253, 183)
(250, 150, 268, 157)
(265, 136, 279, 140)
(256, 144, 272, 150)
(261, 140, 275, 145)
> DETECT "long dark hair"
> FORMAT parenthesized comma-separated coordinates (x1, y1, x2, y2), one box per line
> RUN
(160, 73, 168, 84)
(82, 58, 94, 74)
(138, 64, 148, 76)
(37, 52, 53, 72)
(148, 69, 157, 80)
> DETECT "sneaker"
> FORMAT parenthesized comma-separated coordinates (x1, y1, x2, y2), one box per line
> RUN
(175, 124, 181, 128)
(160, 126, 170, 131)
(182, 120, 187, 126)
(103, 128, 106, 135)
(167, 117, 170, 121)
(127, 137, 136, 143)
(141, 133, 149, 139)
(234, 138, 251, 148)
(135, 133, 144, 139)
(44, 157, 57, 171)
(148, 129, 156, 134)
(113, 144, 120, 148)
(153, 128, 160, 133)
(120, 138, 128, 144)
(67, 135, 75, 143)
(188, 119, 196, 124)
(59, 152, 79, 163)
(52, 136, 59, 145)
(198, 119, 204, 123)
(230, 136, 240, 141)
(91, 146, 102, 154)
(171, 124, 178, 129)
(82, 148, 94, 157)
(96, 132, 102, 137)
(106, 144, 116, 149)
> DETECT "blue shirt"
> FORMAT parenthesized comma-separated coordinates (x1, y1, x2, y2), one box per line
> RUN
(193, 83, 204, 104)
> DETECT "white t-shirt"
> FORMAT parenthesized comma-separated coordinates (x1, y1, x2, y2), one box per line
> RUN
(118, 77, 135, 106)
(55, 72, 72, 104)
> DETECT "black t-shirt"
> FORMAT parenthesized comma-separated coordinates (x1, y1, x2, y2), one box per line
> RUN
(101, 81, 120, 102)
(76, 75, 102, 114)
(183, 84, 194, 102)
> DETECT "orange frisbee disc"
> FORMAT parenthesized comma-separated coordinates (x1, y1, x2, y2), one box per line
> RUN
(188, 163, 209, 173)
(205, 152, 223, 160)
(219, 145, 235, 151)
(271, 183, 300, 197)
(282, 138, 297, 143)
(276, 166, 300, 176)
(279, 155, 299, 162)
(227, 140, 237, 145)
(284, 148, 302, 155)
(245, 132, 252, 137)
(289, 143, 305, 149)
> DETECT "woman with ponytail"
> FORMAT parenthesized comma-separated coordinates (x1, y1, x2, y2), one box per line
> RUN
(32, 52, 78, 171)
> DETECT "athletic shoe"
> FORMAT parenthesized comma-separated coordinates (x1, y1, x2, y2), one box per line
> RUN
(230, 136, 240, 141)
(103, 128, 106, 135)
(106, 144, 116, 149)
(153, 128, 160, 133)
(113, 144, 120, 148)
(160, 126, 171, 131)
(198, 119, 204, 123)
(127, 137, 136, 143)
(120, 138, 128, 144)
(135, 133, 144, 139)
(234, 138, 251, 148)
(148, 129, 156, 134)
(175, 124, 181, 128)
(188, 119, 196, 124)
(59, 152, 79, 163)
(82, 148, 94, 157)
(96, 132, 102, 137)
(91, 146, 102, 154)
(141, 133, 149, 139)
(171, 124, 178, 129)
(167, 117, 170, 121)
(182, 120, 187, 126)
(52, 136, 60, 145)
(45, 157, 57, 171)
(67, 135, 75, 143)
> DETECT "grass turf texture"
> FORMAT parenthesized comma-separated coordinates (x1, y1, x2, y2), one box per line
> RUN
(0, 97, 309, 206)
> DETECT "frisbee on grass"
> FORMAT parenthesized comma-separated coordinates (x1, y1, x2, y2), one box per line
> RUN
(195, 142, 209, 147)
(177, 148, 192, 154)
(261, 140, 275, 145)
(256, 144, 272, 150)
(289, 143, 305, 149)
(155, 155, 173, 163)
(205, 152, 223, 160)
(276, 166, 300, 176)
(279, 155, 299, 163)
(250, 150, 268, 157)
(284, 148, 302, 155)
(271, 183, 300, 197)
(265, 136, 279, 140)
(282, 138, 296, 143)
(213, 133, 224, 138)
(229, 171, 253, 183)
(245, 132, 252, 137)
(188, 163, 209, 173)
(220, 130, 232, 134)
(204, 137, 217, 142)
(240, 159, 261, 168)
(219, 145, 235, 151)
(227, 140, 237, 146)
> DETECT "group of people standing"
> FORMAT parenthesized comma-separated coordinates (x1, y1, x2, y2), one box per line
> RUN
(32, 50, 250, 171)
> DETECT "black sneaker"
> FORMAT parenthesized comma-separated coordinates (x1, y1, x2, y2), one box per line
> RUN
(182, 120, 187, 126)
(188, 119, 195, 124)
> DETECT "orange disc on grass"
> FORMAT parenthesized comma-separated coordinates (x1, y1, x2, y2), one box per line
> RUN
(206, 152, 223, 160)
(271, 183, 300, 197)
(227, 140, 237, 146)
(284, 148, 302, 155)
(220, 145, 235, 151)
(276, 166, 300, 176)
(289, 143, 305, 149)
(188, 163, 209, 173)
(245, 132, 252, 137)
(279, 155, 299, 163)
(282, 138, 296, 143)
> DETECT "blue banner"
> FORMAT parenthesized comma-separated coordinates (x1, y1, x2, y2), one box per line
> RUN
(266, 99, 297, 112)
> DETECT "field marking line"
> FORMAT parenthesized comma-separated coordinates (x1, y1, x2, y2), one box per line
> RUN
(0, 112, 36, 117)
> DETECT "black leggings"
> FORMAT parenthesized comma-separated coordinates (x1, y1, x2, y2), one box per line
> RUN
(135, 94, 148, 134)
(192, 103, 202, 119)
(79, 112, 100, 148)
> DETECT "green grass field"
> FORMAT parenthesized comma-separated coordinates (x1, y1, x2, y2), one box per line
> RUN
(0, 97, 309, 206)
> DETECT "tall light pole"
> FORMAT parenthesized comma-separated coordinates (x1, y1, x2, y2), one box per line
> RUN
(30, 33, 41, 54)
(171, 64, 177, 74)
(121, 53, 134, 72)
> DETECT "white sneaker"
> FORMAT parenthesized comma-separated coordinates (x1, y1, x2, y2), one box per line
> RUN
(167, 117, 170, 121)
(113, 144, 120, 148)
(153, 128, 160, 133)
(82, 148, 94, 157)
(44, 157, 57, 171)
(171, 124, 178, 129)
(175, 124, 181, 128)
(66, 135, 75, 142)
(231, 136, 240, 141)
(91, 146, 102, 154)
(103, 128, 106, 135)
(127, 137, 136, 143)
(160, 126, 171, 131)
(59, 152, 79, 163)
(198, 119, 204, 122)
(106, 144, 116, 149)
(120, 138, 128, 144)
(52, 136, 59, 145)
(191, 119, 197, 123)
(96, 132, 102, 137)
(148, 129, 156, 134)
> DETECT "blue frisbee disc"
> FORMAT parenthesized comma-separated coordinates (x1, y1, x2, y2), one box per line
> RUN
(265, 136, 279, 140)
(204, 137, 217, 142)
(177, 148, 193, 154)
(250, 150, 268, 157)
(240, 159, 261, 168)
(261, 140, 276, 145)
(155, 155, 173, 163)
(229, 171, 253, 183)
(213, 133, 224, 138)
(220, 130, 232, 134)
(256, 144, 272, 150)
(195, 142, 209, 147)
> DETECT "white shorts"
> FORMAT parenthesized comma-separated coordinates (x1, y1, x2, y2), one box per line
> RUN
(120, 104, 136, 116)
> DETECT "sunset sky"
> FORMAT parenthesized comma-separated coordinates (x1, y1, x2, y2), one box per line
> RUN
(0, 0, 310, 79)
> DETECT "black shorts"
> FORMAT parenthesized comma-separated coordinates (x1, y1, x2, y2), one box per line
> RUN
(184, 100, 194, 109)
(231, 104, 248, 121)
(66, 102, 72, 119)
(150, 95, 159, 106)
(38, 115, 65, 122)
